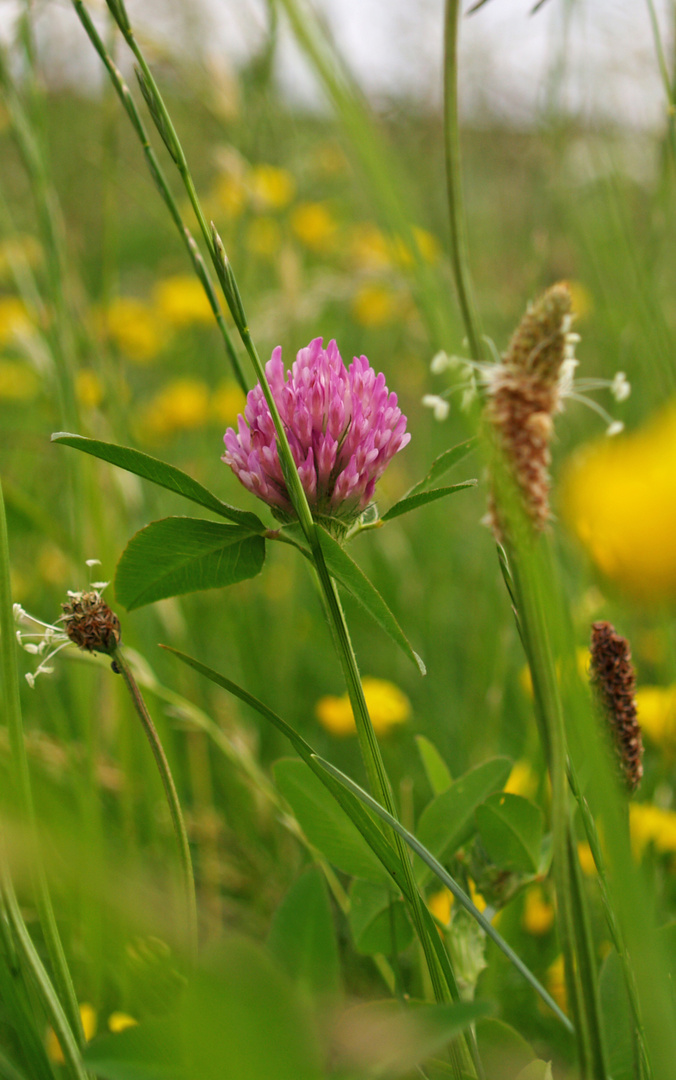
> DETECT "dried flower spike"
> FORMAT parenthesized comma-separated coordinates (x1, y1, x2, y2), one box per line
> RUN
(223, 338, 410, 532)
(60, 590, 121, 655)
(589, 620, 643, 793)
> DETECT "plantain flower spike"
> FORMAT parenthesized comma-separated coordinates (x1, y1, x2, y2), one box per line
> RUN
(589, 620, 643, 794)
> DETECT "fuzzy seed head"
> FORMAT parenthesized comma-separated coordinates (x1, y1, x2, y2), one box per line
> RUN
(60, 591, 121, 655)
(589, 620, 643, 794)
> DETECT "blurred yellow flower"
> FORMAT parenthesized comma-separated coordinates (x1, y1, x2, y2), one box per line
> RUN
(139, 378, 210, 439)
(560, 401, 676, 602)
(315, 677, 410, 736)
(0, 234, 42, 282)
(522, 884, 555, 936)
(102, 297, 164, 363)
(290, 202, 337, 251)
(577, 842, 597, 876)
(519, 649, 590, 699)
(210, 379, 246, 425)
(0, 296, 33, 346)
(249, 164, 296, 211)
(214, 173, 247, 218)
(635, 685, 676, 749)
(630, 802, 676, 856)
(75, 369, 104, 409)
(567, 280, 593, 321)
(108, 1012, 138, 1033)
(351, 283, 399, 328)
(349, 223, 392, 271)
(469, 878, 487, 915)
(428, 888, 454, 926)
(504, 759, 539, 800)
(546, 954, 567, 1014)
(0, 358, 39, 400)
(153, 275, 213, 327)
(47, 1003, 97, 1063)
(246, 216, 282, 258)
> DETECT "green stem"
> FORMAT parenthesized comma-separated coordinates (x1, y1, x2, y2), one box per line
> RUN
(443, 0, 483, 360)
(0, 478, 85, 1048)
(111, 646, 198, 962)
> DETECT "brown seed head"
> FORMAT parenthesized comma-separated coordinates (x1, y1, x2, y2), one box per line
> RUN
(589, 620, 643, 794)
(60, 590, 121, 655)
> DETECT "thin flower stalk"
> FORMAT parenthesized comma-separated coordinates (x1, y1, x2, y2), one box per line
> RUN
(0, 477, 86, 1051)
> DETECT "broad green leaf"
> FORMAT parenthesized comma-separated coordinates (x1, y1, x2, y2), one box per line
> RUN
(475, 1017, 535, 1078)
(115, 517, 265, 610)
(598, 950, 634, 1080)
(334, 1000, 490, 1079)
(184, 937, 323, 1080)
(381, 480, 477, 522)
(416, 758, 513, 882)
(317, 525, 425, 675)
(349, 880, 413, 955)
(273, 758, 391, 886)
(406, 438, 477, 497)
(82, 1020, 183, 1080)
(268, 868, 341, 1001)
(475, 793, 543, 875)
(415, 735, 452, 795)
(52, 433, 264, 531)
(515, 1063, 553, 1080)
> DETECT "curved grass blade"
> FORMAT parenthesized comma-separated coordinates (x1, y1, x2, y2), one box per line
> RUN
(52, 433, 264, 531)
(313, 754, 575, 1035)
(381, 480, 477, 523)
(405, 438, 477, 498)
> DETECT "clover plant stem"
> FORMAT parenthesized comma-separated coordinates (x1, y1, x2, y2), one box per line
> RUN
(0, 478, 85, 1048)
(111, 647, 198, 963)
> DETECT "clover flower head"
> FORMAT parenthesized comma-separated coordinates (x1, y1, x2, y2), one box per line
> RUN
(223, 338, 410, 529)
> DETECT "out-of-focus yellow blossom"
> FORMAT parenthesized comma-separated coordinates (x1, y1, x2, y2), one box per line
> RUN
(469, 878, 487, 915)
(560, 401, 676, 602)
(504, 759, 539, 800)
(102, 297, 164, 363)
(140, 378, 209, 439)
(0, 234, 42, 282)
(522, 885, 555, 935)
(546, 955, 567, 1014)
(290, 202, 337, 251)
(210, 379, 246, 426)
(519, 648, 590, 698)
(577, 842, 597, 876)
(428, 888, 454, 926)
(351, 283, 400, 328)
(153, 275, 213, 327)
(0, 296, 33, 346)
(37, 543, 70, 585)
(315, 677, 410, 737)
(47, 1003, 97, 1063)
(567, 280, 593, 321)
(630, 802, 676, 856)
(246, 217, 282, 258)
(0, 358, 39, 400)
(635, 685, 676, 749)
(214, 174, 247, 218)
(249, 164, 296, 211)
(390, 227, 440, 268)
(76, 369, 104, 409)
(108, 1012, 138, 1033)
(349, 223, 393, 271)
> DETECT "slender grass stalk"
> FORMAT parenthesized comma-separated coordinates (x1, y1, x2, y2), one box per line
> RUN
(0, 478, 85, 1048)
(443, 0, 483, 361)
(68, 0, 247, 395)
(110, 646, 198, 962)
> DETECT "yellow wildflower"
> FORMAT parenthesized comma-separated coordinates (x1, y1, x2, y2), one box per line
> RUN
(210, 379, 246, 426)
(560, 401, 676, 602)
(546, 955, 567, 1014)
(315, 677, 410, 737)
(522, 884, 555, 936)
(139, 378, 210, 440)
(0, 296, 33, 346)
(469, 878, 486, 914)
(246, 217, 282, 258)
(47, 1003, 97, 1063)
(577, 841, 597, 876)
(351, 283, 400, 328)
(153, 275, 213, 327)
(290, 202, 337, 251)
(635, 685, 676, 749)
(108, 1012, 138, 1033)
(101, 297, 164, 363)
(428, 888, 454, 926)
(348, 223, 392, 271)
(76, 369, 104, 409)
(214, 173, 247, 219)
(0, 358, 39, 400)
(630, 802, 676, 856)
(504, 759, 539, 800)
(567, 280, 593, 321)
(249, 164, 296, 211)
